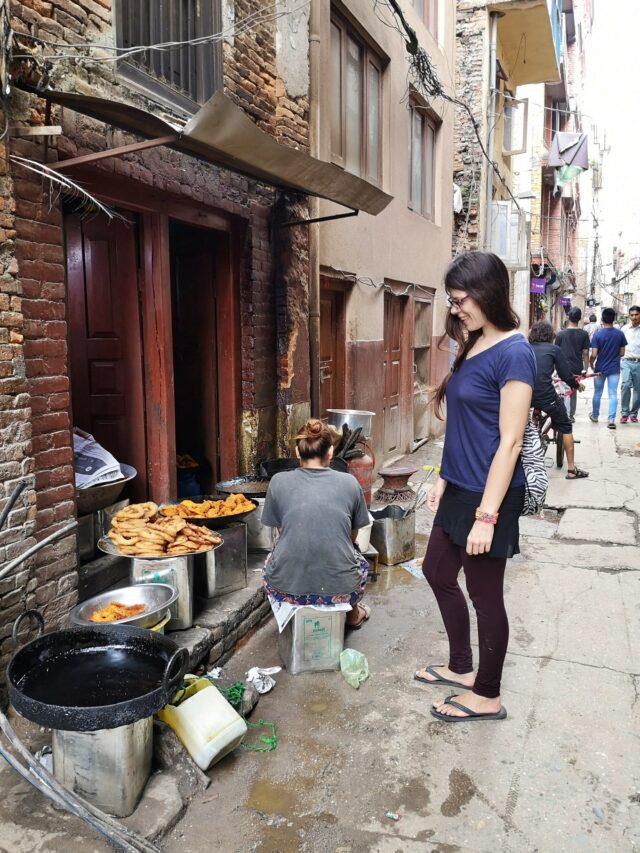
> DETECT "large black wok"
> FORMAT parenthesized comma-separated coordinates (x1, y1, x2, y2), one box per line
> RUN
(7, 611, 188, 732)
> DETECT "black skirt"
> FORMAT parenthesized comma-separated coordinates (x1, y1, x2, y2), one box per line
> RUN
(434, 483, 525, 559)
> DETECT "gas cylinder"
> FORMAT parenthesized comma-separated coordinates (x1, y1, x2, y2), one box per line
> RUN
(346, 442, 376, 507)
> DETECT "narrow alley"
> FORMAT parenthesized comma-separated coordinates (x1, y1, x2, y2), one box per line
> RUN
(1, 394, 637, 853)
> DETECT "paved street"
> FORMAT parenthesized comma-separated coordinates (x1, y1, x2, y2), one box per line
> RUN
(0, 394, 638, 852)
(160, 395, 639, 852)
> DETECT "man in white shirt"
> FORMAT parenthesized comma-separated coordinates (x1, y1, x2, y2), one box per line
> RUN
(620, 305, 640, 423)
(584, 313, 600, 341)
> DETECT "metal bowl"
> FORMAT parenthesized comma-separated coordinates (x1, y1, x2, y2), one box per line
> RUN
(69, 583, 178, 629)
(158, 495, 258, 529)
(76, 464, 137, 516)
(326, 409, 375, 437)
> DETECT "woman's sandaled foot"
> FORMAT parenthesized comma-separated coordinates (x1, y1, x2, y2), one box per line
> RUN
(346, 602, 370, 629)
(566, 467, 589, 479)
(431, 691, 505, 721)
(414, 665, 475, 689)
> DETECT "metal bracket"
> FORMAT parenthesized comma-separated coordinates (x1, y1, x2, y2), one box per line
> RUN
(47, 134, 181, 171)
(279, 208, 359, 228)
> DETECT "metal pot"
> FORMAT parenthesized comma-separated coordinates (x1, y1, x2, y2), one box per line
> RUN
(7, 611, 189, 732)
(326, 409, 376, 437)
(75, 464, 137, 516)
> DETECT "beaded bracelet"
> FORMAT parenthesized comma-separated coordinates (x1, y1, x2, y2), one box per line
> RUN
(475, 509, 499, 525)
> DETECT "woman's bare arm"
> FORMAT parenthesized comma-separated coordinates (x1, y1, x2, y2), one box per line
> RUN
(466, 380, 532, 555)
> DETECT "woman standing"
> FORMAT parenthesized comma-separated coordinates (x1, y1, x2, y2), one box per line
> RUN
(262, 419, 372, 628)
(414, 252, 536, 722)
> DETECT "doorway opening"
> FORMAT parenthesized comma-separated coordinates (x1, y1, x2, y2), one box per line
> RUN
(169, 221, 221, 496)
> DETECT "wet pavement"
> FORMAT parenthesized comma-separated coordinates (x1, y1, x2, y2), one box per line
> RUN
(0, 397, 639, 852)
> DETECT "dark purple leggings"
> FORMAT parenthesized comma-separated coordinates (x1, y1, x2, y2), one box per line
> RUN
(422, 525, 508, 698)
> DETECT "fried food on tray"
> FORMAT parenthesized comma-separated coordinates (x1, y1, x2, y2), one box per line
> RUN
(160, 494, 254, 519)
(90, 602, 146, 623)
(107, 504, 221, 557)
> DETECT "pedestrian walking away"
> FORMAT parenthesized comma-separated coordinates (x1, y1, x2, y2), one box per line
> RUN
(555, 307, 590, 422)
(589, 308, 627, 428)
(413, 252, 536, 723)
(620, 305, 640, 423)
(583, 313, 600, 341)
(529, 321, 588, 479)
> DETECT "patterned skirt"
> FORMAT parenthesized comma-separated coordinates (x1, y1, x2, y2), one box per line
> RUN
(263, 549, 369, 606)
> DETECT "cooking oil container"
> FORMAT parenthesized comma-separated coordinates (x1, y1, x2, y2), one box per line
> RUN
(277, 606, 347, 674)
(158, 679, 247, 771)
(370, 505, 416, 565)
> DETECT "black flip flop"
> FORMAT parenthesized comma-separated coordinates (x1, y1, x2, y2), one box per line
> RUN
(431, 695, 507, 723)
(566, 467, 589, 479)
(413, 665, 471, 690)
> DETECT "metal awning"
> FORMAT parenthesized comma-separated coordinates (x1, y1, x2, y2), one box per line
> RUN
(30, 88, 392, 217)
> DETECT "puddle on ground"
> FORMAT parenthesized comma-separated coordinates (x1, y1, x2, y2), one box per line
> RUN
(247, 780, 299, 815)
(307, 700, 329, 713)
(440, 768, 477, 817)
(375, 565, 420, 591)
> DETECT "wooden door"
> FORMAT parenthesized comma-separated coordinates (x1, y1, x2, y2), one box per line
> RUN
(382, 292, 404, 457)
(413, 298, 433, 445)
(319, 287, 345, 414)
(66, 213, 148, 499)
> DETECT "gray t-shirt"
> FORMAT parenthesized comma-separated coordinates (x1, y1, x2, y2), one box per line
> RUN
(262, 467, 370, 596)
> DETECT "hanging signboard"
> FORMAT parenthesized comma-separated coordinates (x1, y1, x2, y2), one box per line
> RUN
(530, 277, 546, 294)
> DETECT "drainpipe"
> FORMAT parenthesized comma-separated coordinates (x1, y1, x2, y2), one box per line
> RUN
(308, 0, 321, 417)
(483, 11, 499, 250)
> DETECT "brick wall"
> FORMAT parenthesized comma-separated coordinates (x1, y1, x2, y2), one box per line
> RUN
(1, 0, 311, 698)
(452, 3, 486, 255)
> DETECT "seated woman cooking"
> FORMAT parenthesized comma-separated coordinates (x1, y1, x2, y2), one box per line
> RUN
(261, 419, 372, 629)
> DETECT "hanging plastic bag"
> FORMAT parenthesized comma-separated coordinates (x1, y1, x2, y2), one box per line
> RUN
(340, 648, 369, 689)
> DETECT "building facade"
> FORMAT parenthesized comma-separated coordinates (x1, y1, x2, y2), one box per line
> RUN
(0, 0, 360, 697)
(452, 0, 563, 325)
(314, 0, 456, 461)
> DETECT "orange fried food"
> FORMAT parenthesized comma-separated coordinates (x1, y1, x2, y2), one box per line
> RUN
(90, 602, 146, 623)
(159, 494, 254, 519)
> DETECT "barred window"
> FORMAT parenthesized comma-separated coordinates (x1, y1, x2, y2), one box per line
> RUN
(115, 0, 222, 111)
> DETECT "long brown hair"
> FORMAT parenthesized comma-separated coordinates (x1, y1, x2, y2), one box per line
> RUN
(433, 252, 520, 418)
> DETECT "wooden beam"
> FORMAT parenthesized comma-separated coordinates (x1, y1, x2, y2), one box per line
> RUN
(10, 125, 62, 136)
(48, 134, 180, 171)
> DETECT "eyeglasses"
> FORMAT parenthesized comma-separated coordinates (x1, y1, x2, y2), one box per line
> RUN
(447, 294, 470, 310)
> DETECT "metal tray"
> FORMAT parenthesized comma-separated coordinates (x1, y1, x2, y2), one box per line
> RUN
(158, 494, 258, 529)
(97, 535, 223, 560)
(76, 464, 137, 516)
(215, 476, 269, 497)
(69, 583, 178, 629)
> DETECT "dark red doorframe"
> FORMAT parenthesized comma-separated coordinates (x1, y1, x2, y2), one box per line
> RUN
(63, 169, 242, 502)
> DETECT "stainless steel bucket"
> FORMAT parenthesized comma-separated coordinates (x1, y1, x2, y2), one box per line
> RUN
(370, 507, 416, 565)
(52, 716, 153, 817)
(245, 497, 275, 552)
(130, 555, 194, 630)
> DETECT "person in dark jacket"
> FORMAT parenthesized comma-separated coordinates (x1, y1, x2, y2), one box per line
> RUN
(529, 321, 588, 479)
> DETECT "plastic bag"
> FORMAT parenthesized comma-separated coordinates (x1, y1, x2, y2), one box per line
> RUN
(245, 666, 281, 694)
(340, 648, 369, 689)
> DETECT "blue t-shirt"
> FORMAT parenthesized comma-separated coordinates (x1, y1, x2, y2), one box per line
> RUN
(590, 327, 627, 375)
(440, 335, 536, 494)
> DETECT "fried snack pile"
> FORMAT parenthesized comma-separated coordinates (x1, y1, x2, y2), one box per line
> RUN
(90, 602, 146, 623)
(107, 502, 222, 557)
(160, 493, 255, 519)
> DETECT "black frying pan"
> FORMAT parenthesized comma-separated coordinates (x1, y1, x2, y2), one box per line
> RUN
(7, 611, 188, 731)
